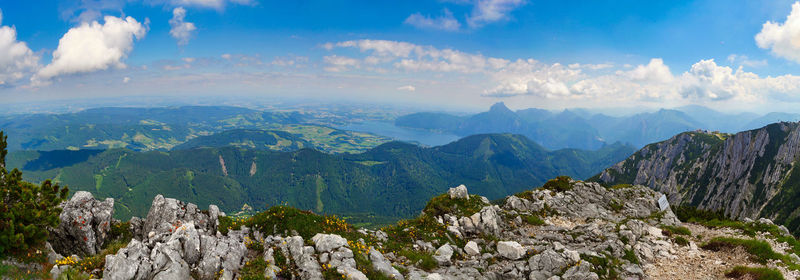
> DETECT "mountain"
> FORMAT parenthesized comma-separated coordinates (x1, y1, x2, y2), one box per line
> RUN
(592, 122, 800, 235)
(394, 112, 465, 131)
(590, 109, 703, 148)
(742, 112, 800, 131)
(172, 129, 310, 151)
(8, 133, 635, 221)
(396, 103, 800, 151)
(396, 102, 606, 150)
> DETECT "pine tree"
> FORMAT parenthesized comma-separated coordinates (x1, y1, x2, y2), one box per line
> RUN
(0, 131, 68, 258)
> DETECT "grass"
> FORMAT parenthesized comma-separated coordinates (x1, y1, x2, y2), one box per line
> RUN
(520, 214, 545, 226)
(674, 236, 689, 246)
(541, 176, 573, 192)
(661, 225, 692, 236)
(397, 249, 437, 271)
(701, 237, 784, 264)
(421, 193, 488, 218)
(237, 258, 269, 280)
(608, 199, 623, 212)
(622, 249, 640, 265)
(581, 254, 620, 280)
(725, 266, 784, 280)
(218, 205, 353, 239)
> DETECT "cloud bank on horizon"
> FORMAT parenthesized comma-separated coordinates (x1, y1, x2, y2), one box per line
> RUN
(2, 0, 800, 111)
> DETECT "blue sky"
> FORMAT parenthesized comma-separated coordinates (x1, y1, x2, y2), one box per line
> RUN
(3, 0, 800, 112)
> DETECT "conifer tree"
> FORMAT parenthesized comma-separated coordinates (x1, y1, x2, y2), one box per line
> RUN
(0, 131, 68, 258)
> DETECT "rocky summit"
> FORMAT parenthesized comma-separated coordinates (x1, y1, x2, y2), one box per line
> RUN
(24, 178, 800, 279)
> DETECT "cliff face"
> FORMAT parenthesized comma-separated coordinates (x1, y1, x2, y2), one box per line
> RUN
(596, 122, 800, 233)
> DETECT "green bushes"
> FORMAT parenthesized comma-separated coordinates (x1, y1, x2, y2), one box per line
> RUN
(541, 176, 573, 192)
(0, 131, 69, 259)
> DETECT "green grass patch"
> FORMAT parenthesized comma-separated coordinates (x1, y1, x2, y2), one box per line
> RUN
(608, 200, 623, 212)
(397, 249, 437, 271)
(661, 225, 692, 236)
(218, 205, 354, 240)
(238, 258, 269, 280)
(609, 184, 633, 190)
(421, 193, 488, 218)
(622, 249, 640, 265)
(581, 253, 620, 280)
(725, 266, 784, 280)
(701, 237, 783, 264)
(674, 236, 689, 246)
(520, 214, 544, 226)
(541, 176, 573, 192)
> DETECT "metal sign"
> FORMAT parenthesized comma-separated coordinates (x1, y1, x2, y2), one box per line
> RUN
(658, 194, 669, 211)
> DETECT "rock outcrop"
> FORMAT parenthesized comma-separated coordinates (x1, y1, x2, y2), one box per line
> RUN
(595, 123, 800, 235)
(49, 191, 114, 256)
(50, 180, 780, 279)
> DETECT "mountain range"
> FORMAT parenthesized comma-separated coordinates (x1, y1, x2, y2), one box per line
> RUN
(396, 102, 800, 150)
(7, 133, 635, 222)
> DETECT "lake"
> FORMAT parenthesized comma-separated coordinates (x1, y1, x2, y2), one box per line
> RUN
(339, 121, 461, 147)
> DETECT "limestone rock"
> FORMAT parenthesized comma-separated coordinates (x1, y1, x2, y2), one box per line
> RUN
(496, 241, 525, 260)
(448, 184, 469, 200)
(50, 191, 114, 256)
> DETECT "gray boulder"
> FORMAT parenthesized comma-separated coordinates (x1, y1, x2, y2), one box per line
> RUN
(50, 191, 114, 256)
(369, 247, 403, 279)
(433, 244, 453, 265)
(312, 233, 348, 253)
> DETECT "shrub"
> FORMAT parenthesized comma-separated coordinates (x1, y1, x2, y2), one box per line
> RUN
(0, 131, 69, 258)
(541, 176, 573, 192)
(422, 194, 487, 218)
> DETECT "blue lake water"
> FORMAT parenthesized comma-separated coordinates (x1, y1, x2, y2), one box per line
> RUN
(339, 121, 461, 147)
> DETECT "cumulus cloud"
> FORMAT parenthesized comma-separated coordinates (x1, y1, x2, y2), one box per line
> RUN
(756, 2, 800, 63)
(324, 39, 800, 105)
(0, 9, 40, 85)
(33, 16, 147, 84)
(123, 76, 130, 83)
(467, 0, 526, 28)
(169, 7, 196, 46)
(397, 85, 416, 91)
(404, 9, 461, 31)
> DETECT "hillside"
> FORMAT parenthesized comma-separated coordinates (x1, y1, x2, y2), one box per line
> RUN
(593, 122, 800, 235)
(0, 106, 388, 153)
(8, 134, 635, 222)
(172, 129, 311, 151)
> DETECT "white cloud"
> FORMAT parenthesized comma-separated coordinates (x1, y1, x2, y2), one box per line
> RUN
(323, 55, 360, 72)
(397, 85, 416, 91)
(404, 9, 461, 31)
(467, 0, 526, 28)
(221, 53, 232, 60)
(0, 9, 40, 85)
(325, 39, 800, 105)
(33, 16, 147, 85)
(169, 7, 196, 46)
(123, 76, 130, 83)
(756, 2, 800, 63)
(727, 54, 767, 68)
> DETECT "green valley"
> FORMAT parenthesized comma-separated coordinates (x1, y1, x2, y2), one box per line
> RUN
(8, 133, 635, 224)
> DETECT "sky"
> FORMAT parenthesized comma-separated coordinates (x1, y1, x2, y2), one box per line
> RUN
(3, 0, 800, 112)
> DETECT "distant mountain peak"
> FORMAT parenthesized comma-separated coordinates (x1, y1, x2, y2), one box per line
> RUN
(489, 102, 512, 113)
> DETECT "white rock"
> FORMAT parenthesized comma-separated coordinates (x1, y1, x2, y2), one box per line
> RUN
(497, 241, 525, 260)
(448, 184, 469, 200)
(464, 241, 481, 256)
(433, 244, 453, 265)
(312, 233, 348, 253)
